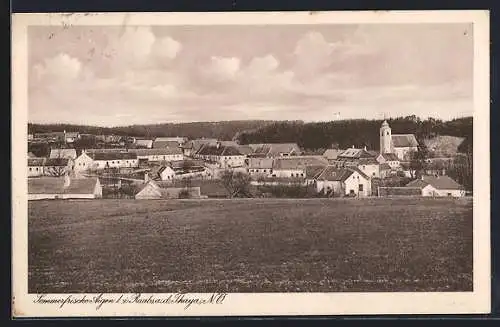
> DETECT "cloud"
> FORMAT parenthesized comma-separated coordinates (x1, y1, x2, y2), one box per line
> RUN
(33, 53, 82, 82)
(152, 36, 182, 59)
(205, 56, 241, 81)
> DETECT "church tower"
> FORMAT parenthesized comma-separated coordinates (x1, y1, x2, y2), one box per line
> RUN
(380, 120, 392, 154)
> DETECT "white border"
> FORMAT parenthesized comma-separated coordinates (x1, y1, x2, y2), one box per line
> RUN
(11, 10, 491, 317)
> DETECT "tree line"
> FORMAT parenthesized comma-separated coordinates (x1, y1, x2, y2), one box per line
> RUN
(237, 116, 473, 152)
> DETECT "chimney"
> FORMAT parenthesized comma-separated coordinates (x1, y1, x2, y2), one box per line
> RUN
(64, 173, 71, 188)
(144, 172, 149, 183)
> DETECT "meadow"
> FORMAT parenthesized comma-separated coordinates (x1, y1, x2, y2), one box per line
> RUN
(28, 197, 473, 293)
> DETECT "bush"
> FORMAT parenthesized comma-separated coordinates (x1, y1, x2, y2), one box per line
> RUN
(178, 189, 191, 199)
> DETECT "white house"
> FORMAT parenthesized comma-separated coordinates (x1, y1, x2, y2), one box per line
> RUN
(158, 166, 176, 181)
(379, 120, 419, 161)
(314, 166, 371, 197)
(64, 131, 80, 144)
(28, 158, 45, 177)
(28, 175, 102, 200)
(133, 148, 184, 162)
(195, 143, 246, 169)
(246, 158, 274, 177)
(405, 175, 465, 197)
(74, 151, 139, 171)
(356, 158, 380, 178)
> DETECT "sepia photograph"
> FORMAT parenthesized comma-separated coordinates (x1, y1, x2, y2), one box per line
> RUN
(12, 11, 490, 316)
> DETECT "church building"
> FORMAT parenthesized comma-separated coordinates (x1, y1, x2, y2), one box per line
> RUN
(379, 120, 419, 161)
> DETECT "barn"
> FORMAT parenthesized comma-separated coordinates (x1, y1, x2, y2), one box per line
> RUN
(28, 175, 102, 200)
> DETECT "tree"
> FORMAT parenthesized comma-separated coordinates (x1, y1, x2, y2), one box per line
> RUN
(219, 169, 252, 198)
(409, 143, 429, 179)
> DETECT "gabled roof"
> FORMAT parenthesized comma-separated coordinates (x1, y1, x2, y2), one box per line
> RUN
(315, 166, 355, 182)
(133, 147, 183, 156)
(88, 152, 138, 160)
(237, 145, 254, 155)
(406, 175, 463, 190)
(197, 144, 243, 156)
(28, 177, 99, 194)
(379, 153, 400, 161)
(392, 134, 419, 148)
(323, 149, 343, 160)
(305, 165, 328, 179)
(135, 139, 154, 148)
(358, 157, 379, 165)
(49, 148, 77, 159)
(28, 158, 45, 166)
(247, 158, 274, 169)
(85, 148, 128, 153)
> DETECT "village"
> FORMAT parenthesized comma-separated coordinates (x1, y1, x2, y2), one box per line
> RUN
(26, 120, 469, 201)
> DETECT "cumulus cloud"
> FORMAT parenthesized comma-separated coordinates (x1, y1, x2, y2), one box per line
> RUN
(33, 53, 82, 81)
(152, 36, 182, 59)
(206, 56, 241, 80)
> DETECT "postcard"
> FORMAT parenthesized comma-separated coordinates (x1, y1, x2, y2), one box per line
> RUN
(12, 10, 490, 317)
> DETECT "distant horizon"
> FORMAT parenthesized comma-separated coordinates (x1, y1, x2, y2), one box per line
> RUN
(28, 114, 473, 129)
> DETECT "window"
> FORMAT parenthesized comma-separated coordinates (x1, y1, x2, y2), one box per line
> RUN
(359, 184, 364, 191)
(29, 167, 32, 171)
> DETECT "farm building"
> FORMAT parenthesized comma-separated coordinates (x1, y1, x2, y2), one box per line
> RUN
(194, 142, 246, 169)
(157, 166, 176, 181)
(28, 158, 45, 177)
(135, 180, 201, 199)
(133, 148, 184, 162)
(64, 131, 80, 144)
(49, 148, 77, 161)
(28, 157, 73, 177)
(74, 151, 139, 172)
(134, 139, 154, 149)
(405, 175, 465, 197)
(314, 166, 372, 197)
(181, 138, 218, 157)
(376, 152, 400, 168)
(28, 175, 102, 200)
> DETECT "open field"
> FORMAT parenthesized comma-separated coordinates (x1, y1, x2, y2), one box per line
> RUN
(28, 197, 473, 293)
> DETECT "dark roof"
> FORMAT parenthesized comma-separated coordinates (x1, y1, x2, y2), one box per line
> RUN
(380, 163, 392, 170)
(89, 152, 137, 160)
(133, 147, 182, 156)
(406, 175, 463, 190)
(252, 143, 302, 156)
(85, 148, 128, 153)
(305, 165, 328, 179)
(28, 177, 99, 194)
(238, 145, 254, 155)
(316, 166, 354, 182)
(197, 144, 243, 156)
(392, 134, 419, 147)
(380, 153, 400, 161)
(358, 157, 380, 165)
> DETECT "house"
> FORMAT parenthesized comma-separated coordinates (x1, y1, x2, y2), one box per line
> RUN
(323, 149, 343, 162)
(153, 137, 187, 148)
(305, 164, 328, 185)
(271, 156, 328, 178)
(135, 139, 154, 149)
(379, 120, 419, 161)
(405, 175, 465, 197)
(74, 151, 139, 171)
(49, 148, 78, 160)
(181, 138, 218, 157)
(356, 157, 380, 178)
(64, 131, 80, 144)
(28, 158, 45, 177)
(28, 175, 102, 200)
(246, 158, 274, 177)
(248, 143, 302, 158)
(157, 166, 176, 181)
(333, 147, 377, 167)
(135, 180, 201, 199)
(133, 148, 184, 162)
(314, 166, 371, 197)
(195, 142, 246, 169)
(376, 152, 400, 168)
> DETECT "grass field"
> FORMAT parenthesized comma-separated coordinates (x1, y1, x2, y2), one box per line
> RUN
(28, 197, 473, 293)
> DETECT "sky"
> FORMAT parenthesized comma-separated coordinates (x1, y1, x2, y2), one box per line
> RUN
(28, 23, 474, 127)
